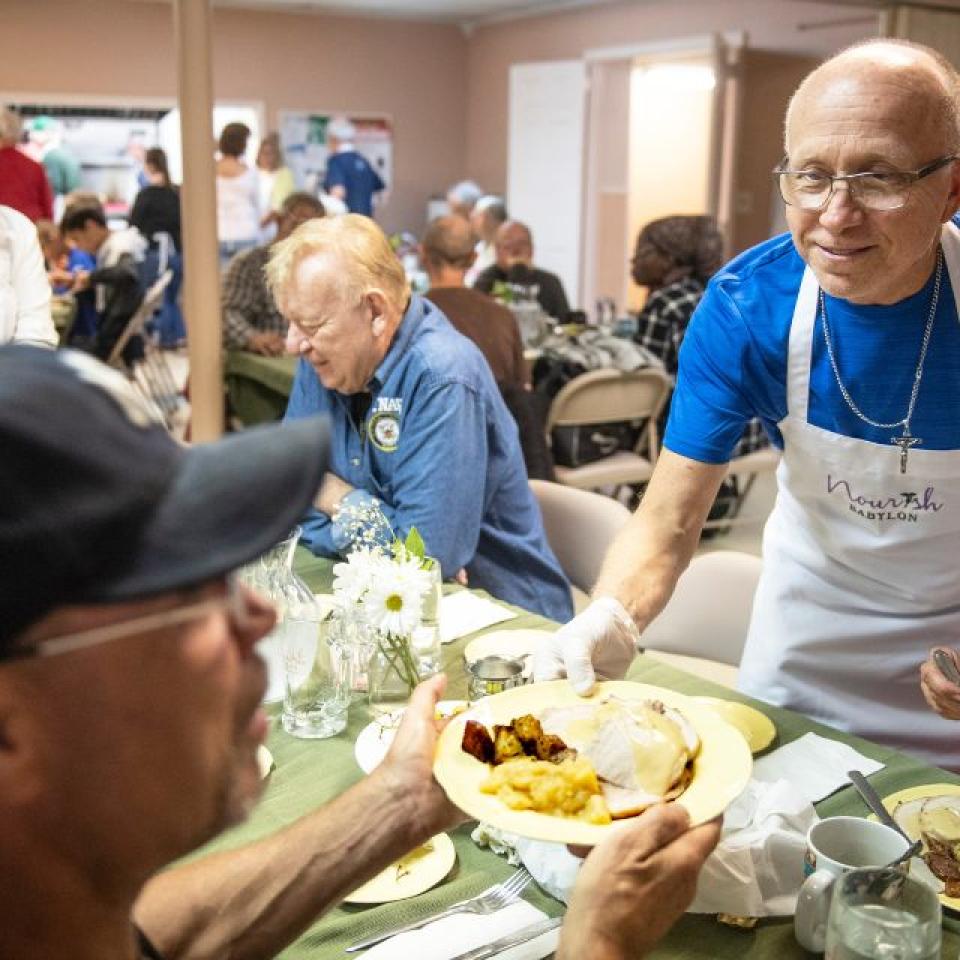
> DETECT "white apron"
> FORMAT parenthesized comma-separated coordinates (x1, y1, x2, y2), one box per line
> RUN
(738, 222, 960, 770)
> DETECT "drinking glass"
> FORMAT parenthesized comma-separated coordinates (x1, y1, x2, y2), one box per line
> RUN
(281, 611, 350, 739)
(824, 868, 941, 960)
(410, 560, 442, 678)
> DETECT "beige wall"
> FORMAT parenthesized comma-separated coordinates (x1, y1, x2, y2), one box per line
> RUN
(465, 0, 877, 198)
(732, 50, 822, 254)
(0, 0, 468, 234)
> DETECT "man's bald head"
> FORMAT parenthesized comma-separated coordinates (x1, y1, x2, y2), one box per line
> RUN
(422, 215, 475, 270)
(786, 39, 960, 157)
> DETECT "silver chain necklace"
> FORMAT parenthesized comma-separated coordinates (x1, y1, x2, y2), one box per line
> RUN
(819, 248, 942, 474)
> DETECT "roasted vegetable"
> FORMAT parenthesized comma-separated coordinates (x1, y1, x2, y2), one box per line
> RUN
(461, 715, 573, 767)
(534, 732, 568, 761)
(493, 724, 525, 763)
(461, 719, 495, 763)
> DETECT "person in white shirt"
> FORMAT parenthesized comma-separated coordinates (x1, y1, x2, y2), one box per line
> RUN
(0, 204, 58, 347)
(216, 123, 260, 268)
(466, 194, 507, 287)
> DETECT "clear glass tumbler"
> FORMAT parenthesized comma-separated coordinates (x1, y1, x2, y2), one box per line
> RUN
(410, 560, 442, 678)
(824, 867, 941, 960)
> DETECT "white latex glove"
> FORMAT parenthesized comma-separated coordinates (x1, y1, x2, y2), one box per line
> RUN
(533, 596, 641, 695)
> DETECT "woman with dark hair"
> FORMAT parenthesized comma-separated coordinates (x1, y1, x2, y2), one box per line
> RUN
(215, 122, 259, 267)
(130, 147, 185, 348)
(633, 215, 767, 461)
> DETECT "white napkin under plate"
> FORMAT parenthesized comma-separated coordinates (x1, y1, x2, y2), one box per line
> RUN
(475, 780, 819, 919)
(440, 592, 517, 644)
(360, 900, 558, 960)
(752, 732, 884, 803)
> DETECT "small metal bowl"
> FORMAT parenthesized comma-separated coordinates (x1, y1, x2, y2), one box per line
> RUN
(466, 655, 527, 699)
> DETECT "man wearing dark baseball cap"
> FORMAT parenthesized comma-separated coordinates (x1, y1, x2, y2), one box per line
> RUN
(0, 345, 464, 959)
(0, 346, 718, 960)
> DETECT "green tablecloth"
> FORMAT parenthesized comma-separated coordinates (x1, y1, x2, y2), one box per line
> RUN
(194, 549, 960, 958)
(225, 351, 297, 426)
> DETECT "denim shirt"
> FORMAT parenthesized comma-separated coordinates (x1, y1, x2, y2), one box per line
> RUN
(284, 294, 573, 622)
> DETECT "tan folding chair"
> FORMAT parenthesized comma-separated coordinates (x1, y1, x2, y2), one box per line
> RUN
(642, 550, 763, 688)
(529, 479, 631, 612)
(702, 446, 781, 530)
(545, 367, 673, 492)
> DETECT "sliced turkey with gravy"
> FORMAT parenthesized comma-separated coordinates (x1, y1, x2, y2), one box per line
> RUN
(539, 696, 700, 818)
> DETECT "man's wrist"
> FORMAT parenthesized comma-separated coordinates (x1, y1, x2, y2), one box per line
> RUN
(592, 595, 642, 646)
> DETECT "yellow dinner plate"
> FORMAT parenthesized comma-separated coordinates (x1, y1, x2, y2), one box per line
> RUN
(343, 833, 456, 904)
(873, 783, 960, 912)
(462, 629, 555, 666)
(692, 697, 777, 755)
(257, 744, 274, 780)
(355, 701, 469, 774)
(434, 680, 752, 846)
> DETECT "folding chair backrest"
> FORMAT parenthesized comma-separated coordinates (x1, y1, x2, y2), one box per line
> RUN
(107, 269, 173, 368)
(545, 367, 673, 462)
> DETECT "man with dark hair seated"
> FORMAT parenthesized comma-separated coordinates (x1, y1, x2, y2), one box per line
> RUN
(60, 205, 146, 364)
(222, 191, 325, 356)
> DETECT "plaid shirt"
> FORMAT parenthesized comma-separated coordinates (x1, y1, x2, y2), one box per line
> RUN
(222, 244, 287, 349)
(637, 277, 769, 458)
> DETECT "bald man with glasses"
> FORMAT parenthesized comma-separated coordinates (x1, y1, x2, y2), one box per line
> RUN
(537, 38, 960, 770)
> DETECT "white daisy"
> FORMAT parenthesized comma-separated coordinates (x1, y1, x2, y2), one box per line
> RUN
(362, 562, 428, 637)
(332, 546, 381, 606)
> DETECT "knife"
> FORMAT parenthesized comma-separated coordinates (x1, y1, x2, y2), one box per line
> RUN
(447, 917, 563, 960)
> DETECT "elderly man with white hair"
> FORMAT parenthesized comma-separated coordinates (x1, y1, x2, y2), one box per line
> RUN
(446, 179, 483, 219)
(270, 214, 574, 621)
(537, 38, 960, 771)
(322, 117, 384, 217)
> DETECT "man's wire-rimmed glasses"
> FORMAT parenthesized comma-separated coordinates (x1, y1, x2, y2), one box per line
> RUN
(774, 154, 957, 211)
(2, 575, 251, 663)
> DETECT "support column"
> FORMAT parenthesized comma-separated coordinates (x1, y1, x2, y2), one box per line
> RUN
(174, 0, 223, 440)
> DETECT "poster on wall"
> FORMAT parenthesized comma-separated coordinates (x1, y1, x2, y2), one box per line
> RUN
(279, 111, 392, 197)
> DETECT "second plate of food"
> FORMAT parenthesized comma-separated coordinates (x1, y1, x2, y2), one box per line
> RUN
(873, 783, 960, 912)
(434, 680, 752, 847)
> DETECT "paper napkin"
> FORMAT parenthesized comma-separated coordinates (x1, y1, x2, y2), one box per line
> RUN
(688, 778, 818, 916)
(360, 900, 557, 960)
(752, 732, 884, 804)
(440, 592, 517, 644)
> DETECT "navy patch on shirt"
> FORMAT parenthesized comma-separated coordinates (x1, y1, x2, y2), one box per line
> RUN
(368, 411, 400, 451)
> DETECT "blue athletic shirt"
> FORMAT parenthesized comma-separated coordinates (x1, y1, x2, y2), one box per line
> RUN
(665, 217, 960, 463)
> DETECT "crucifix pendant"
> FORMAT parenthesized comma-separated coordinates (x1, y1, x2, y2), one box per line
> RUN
(891, 429, 922, 474)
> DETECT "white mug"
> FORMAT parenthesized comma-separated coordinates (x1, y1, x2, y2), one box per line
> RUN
(793, 816, 910, 953)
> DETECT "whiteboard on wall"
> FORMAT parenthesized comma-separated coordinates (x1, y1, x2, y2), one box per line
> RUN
(507, 60, 586, 309)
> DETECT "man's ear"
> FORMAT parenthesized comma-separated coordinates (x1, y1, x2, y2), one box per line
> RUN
(368, 290, 390, 336)
(941, 158, 960, 222)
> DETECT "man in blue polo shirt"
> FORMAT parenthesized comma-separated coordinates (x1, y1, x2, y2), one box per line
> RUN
(322, 118, 384, 218)
(536, 39, 960, 769)
(269, 214, 572, 622)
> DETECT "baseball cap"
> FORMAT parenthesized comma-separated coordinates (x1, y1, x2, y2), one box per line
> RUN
(0, 346, 328, 649)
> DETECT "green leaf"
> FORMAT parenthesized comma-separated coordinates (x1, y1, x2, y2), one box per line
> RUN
(405, 526, 426, 561)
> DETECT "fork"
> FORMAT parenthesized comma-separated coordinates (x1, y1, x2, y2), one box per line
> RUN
(344, 867, 534, 953)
